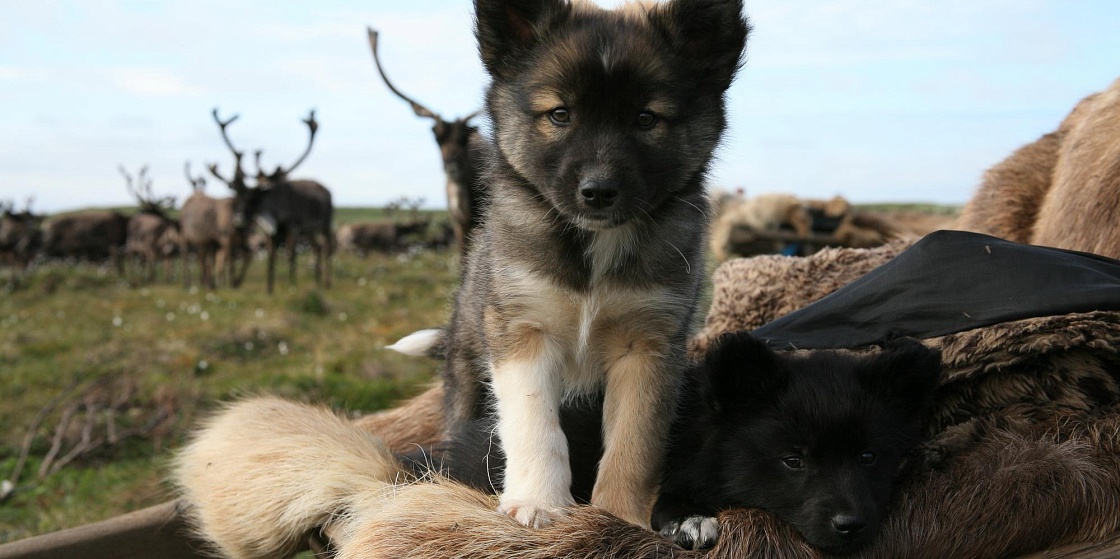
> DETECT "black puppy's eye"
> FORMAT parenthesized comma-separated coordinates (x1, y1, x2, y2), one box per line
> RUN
(859, 451, 877, 465)
(548, 107, 571, 125)
(637, 111, 657, 128)
(781, 456, 805, 470)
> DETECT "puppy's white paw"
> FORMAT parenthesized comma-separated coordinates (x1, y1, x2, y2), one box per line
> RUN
(498, 499, 568, 528)
(658, 515, 720, 550)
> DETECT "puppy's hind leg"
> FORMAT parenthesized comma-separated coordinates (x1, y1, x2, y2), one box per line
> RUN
(490, 327, 574, 528)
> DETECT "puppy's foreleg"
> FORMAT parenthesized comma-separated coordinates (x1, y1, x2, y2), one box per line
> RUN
(593, 340, 678, 529)
(490, 328, 574, 528)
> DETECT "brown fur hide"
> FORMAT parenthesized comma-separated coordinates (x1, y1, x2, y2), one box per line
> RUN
(342, 242, 1120, 559)
(958, 77, 1120, 258)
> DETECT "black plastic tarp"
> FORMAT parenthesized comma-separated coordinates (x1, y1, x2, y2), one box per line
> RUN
(753, 230, 1120, 350)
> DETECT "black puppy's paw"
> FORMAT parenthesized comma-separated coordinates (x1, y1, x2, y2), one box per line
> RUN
(658, 515, 719, 550)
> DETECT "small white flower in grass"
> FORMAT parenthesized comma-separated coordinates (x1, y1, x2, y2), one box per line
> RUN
(166, 312, 176, 322)
(338, 312, 348, 322)
(197, 359, 209, 371)
(189, 286, 199, 295)
(200, 311, 210, 321)
(254, 308, 265, 318)
(278, 341, 289, 356)
(358, 277, 367, 286)
(156, 299, 165, 309)
(112, 316, 123, 327)
(244, 341, 254, 352)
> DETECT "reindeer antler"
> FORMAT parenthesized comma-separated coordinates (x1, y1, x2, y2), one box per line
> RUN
(208, 108, 251, 192)
(274, 110, 318, 178)
(367, 27, 440, 120)
(183, 162, 208, 192)
(211, 108, 243, 157)
(119, 164, 150, 204)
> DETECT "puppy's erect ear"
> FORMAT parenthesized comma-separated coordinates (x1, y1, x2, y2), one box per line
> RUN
(474, 0, 569, 80)
(699, 331, 786, 413)
(861, 337, 943, 416)
(650, 0, 750, 92)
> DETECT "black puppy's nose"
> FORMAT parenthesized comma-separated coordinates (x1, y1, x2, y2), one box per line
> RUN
(831, 514, 866, 536)
(579, 178, 620, 209)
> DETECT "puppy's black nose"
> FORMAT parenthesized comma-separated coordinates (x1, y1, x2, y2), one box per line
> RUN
(831, 514, 866, 536)
(579, 178, 620, 209)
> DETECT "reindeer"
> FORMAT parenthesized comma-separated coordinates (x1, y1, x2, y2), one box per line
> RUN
(368, 28, 487, 257)
(120, 165, 180, 284)
(338, 197, 432, 256)
(179, 161, 248, 289)
(43, 209, 129, 272)
(209, 108, 333, 294)
(396, 197, 431, 242)
(336, 222, 399, 256)
(0, 199, 44, 278)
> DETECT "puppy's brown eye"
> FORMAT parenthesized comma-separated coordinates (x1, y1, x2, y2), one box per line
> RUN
(859, 451, 877, 465)
(549, 107, 571, 125)
(637, 111, 657, 128)
(781, 456, 805, 470)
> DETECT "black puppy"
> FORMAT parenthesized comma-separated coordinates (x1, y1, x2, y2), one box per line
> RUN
(652, 332, 942, 554)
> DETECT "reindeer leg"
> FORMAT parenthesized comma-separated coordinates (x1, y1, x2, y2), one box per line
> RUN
(267, 237, 277, 294)
(287, 230, 298, 286)
(181, 244, 190, 288)
(323, 232, 332, 289)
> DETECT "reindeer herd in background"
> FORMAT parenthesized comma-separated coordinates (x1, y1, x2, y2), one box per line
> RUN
(0, 29, 481, 293)
(4, 30, 1119, 291)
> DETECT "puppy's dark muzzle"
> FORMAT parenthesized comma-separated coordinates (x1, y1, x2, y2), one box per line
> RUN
(578, 177, 620, 210)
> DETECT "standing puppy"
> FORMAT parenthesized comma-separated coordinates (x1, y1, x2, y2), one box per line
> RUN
(441, 0, 749, 528)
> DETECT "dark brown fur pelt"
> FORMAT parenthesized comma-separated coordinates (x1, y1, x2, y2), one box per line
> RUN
(957, 77, 1120, 259)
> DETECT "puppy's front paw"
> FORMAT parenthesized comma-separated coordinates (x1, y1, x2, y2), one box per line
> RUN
(498, 499, 568, 528)
(658, 515, 719, 550)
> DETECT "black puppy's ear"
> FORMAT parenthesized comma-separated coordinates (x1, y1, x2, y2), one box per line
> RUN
(861, 337, 943, 415)
(650, 0, 750, 92)
(698, 331, 786, 412)
(474, 0, 569, 80)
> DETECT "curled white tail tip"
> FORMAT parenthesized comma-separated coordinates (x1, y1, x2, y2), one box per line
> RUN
(386, 328, 443, 356)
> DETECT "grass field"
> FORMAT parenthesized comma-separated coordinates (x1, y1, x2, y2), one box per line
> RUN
(0, 208, 457, 542)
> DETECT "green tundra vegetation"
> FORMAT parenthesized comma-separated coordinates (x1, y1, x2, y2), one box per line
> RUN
(0, 207, 455, 542)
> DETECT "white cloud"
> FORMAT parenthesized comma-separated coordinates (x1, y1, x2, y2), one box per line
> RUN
(247, 22, 358, 42)
(0, 66, 48, 82)
(111, 67, 206, 97)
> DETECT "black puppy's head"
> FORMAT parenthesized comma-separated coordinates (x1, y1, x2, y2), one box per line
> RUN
(474, 0, 749, 230)
(700, 332, 942, 554)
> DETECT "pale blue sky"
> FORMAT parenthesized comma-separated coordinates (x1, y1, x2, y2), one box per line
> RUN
(1, 1, 1118, 212)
